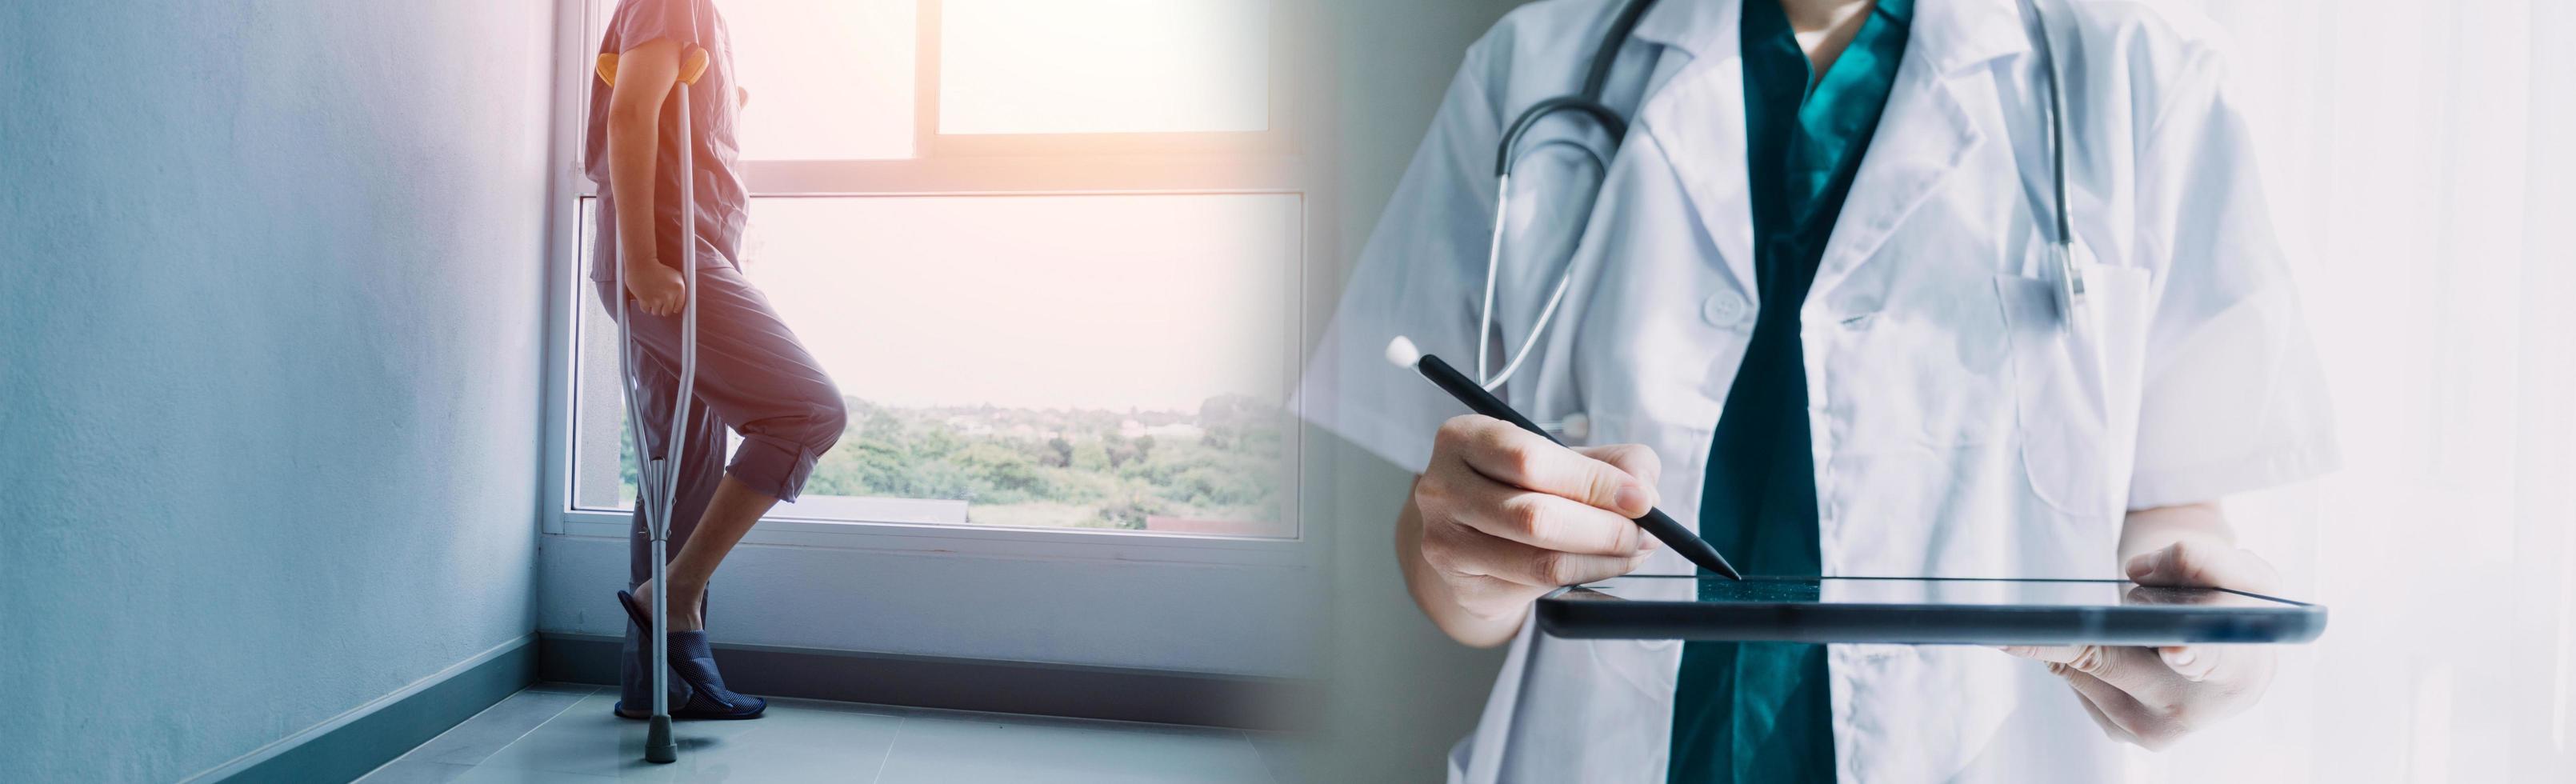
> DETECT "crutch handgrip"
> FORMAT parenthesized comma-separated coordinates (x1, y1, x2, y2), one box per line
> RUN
(596, 46, 710, 87)
(678, 47, 710, 86)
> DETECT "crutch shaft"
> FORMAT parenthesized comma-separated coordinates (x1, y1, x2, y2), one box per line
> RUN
(600, 43, 707, 766)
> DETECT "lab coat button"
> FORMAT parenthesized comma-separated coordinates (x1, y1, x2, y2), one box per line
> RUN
(1702, 291, 1750, 327)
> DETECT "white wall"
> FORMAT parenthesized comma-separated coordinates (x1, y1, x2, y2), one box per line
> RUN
(2121, 2, 2576, 782)
(0, 2, 558, 781)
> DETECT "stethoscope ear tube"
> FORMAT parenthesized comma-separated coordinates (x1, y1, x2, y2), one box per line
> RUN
(1486, 0, 1658, 178)
(1474, 173, 1582, 391)
(1494, 98, 1628, 178)
(1474, 0, 1662, 391)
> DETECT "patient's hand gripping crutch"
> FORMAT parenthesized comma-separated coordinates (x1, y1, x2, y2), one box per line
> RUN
(596, 45, 709, 766)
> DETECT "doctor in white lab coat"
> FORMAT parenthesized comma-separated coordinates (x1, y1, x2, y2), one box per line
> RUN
(1298, 0, 2338, 781)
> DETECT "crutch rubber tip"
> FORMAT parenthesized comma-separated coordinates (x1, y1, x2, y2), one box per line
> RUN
(646, 715, 678, 763)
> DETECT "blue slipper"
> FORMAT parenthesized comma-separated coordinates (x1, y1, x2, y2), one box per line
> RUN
(614, 590, 654, 632)
(614, 590, 766, 721)
(665, 630, 766, 718)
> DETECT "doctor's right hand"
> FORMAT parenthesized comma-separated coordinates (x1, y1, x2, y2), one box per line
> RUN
(1403, 414, 1662, 647)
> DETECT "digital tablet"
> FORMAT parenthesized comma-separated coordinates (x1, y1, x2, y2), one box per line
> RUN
(1536, 575, 2326, 646)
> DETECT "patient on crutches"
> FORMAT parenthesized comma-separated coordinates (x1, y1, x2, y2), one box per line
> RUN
(589, 0, 846, 723)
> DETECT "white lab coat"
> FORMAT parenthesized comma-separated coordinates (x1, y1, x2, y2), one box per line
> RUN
(1297, 0, 2340, 782)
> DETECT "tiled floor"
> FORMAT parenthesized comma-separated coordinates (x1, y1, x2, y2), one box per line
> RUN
(353, 684, 1299, 783)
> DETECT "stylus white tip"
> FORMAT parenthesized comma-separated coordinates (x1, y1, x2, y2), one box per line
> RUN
(1385, 336, 1422, 369)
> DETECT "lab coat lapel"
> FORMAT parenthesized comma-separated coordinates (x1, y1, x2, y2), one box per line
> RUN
(1804, 60, 1978, 305)
(1633, 1, 1756, 300)
(1808, 0, 2030, 306)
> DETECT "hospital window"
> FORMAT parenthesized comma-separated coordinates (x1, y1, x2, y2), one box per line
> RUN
(559, 0, 1302, 539)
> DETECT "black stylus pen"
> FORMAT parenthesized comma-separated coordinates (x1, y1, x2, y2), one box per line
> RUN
(1386, 338, 1744, 581)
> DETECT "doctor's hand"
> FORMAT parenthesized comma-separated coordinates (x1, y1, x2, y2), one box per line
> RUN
(1401, 414, 1662, 648)
(2001, 539, 2282, 750)
(622, 260, 688, 317)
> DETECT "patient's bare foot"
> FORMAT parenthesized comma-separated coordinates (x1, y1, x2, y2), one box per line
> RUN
(629, 578, 706, 631)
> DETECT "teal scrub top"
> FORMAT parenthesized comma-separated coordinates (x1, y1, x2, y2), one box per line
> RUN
(1666, 2, 1912, 782)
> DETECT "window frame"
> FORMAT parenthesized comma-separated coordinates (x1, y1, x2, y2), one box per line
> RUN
(537, 0, 1313, 566)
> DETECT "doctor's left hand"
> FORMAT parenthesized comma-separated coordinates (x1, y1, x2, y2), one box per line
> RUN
(2000, 539, 2282, 750)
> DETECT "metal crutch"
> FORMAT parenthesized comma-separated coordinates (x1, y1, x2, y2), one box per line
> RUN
(596, 44, 709, 766)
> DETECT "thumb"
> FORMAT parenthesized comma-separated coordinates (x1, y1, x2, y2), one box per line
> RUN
(2125, 539, 2281, 594)
(1998, 645, 2090, 666)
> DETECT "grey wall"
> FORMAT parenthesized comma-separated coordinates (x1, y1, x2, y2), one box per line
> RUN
(0, 2, 558, 781)
(1300, 0, 1526, 780)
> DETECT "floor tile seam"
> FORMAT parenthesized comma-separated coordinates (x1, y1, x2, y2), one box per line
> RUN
(452, 690, 600, 766)
(866, 713, 910, 783)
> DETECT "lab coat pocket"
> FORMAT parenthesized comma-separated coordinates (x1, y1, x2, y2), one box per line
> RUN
(1992, 266, 2150, 519)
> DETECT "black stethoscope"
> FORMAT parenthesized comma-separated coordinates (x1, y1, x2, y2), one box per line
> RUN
(1470, 0, 2090, 397)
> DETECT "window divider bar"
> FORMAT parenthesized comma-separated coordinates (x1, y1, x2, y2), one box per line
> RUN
(914, 0, 942, 158)
(541, 0, 602, 537)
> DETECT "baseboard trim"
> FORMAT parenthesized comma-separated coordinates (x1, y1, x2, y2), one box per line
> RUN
(182, 634, 538, 784)
(538, 633, 1312, 731)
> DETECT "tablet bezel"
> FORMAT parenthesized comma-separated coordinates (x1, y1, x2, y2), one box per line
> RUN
(1535, 575, 2326, 645)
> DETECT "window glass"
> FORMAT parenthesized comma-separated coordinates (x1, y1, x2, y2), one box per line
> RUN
(572, 194, 1302, 538)
(938, 0, 1270, 134)
(570, 199, 632, 510)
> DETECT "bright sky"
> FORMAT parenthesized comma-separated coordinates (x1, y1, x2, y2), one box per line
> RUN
(938, 0, 1269, 134)
(741, 194, 1301, 412)
(723, 0, 916, 159)
(698, 0, 1271, 157)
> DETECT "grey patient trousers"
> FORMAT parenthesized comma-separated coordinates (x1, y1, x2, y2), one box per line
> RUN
(595, 263, 846, 706)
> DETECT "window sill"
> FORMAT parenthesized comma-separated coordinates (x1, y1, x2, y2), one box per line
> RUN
(549, 508, 1309, 567)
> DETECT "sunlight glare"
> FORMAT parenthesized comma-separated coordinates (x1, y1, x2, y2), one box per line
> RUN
(939, 0, 1270, 134)
(726, 0, 918, 159)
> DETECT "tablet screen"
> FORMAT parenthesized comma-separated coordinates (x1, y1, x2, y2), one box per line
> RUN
(1570, 575, 2308, 609)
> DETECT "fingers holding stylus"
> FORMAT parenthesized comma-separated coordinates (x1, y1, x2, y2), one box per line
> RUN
(1441, 416, 1661, 517)
(1422, 464, 1659, 558)
(1420, 514, 1652, 589)
(1411, 415, 1669, 644)
(1426, 418, 1661, 552)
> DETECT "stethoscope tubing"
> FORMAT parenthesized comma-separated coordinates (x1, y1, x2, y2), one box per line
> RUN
(1474, 0, 1662, 390)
